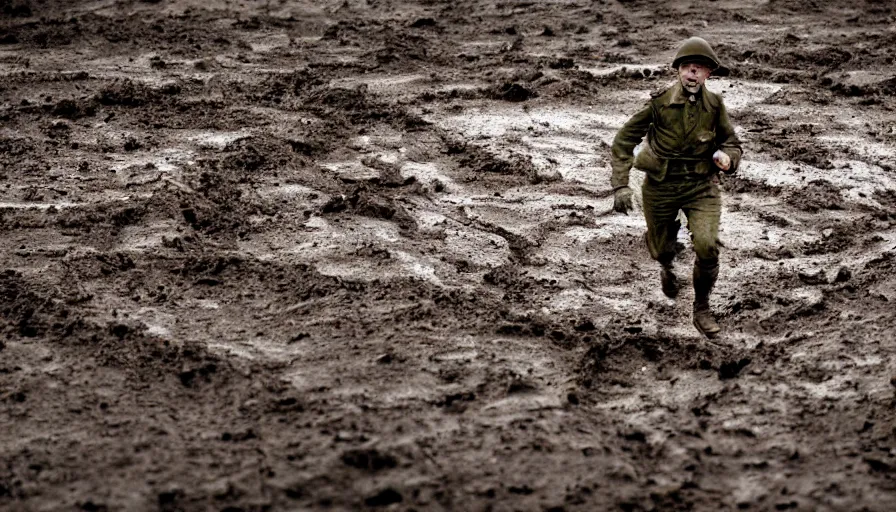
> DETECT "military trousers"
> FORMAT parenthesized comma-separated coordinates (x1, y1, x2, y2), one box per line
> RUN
(641, 174, 721, 266)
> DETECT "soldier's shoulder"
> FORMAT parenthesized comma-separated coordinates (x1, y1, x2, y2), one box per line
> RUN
(649, 84, 674, 99)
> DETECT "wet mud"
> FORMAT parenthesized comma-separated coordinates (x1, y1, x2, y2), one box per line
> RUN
(2, 0, 896, 510)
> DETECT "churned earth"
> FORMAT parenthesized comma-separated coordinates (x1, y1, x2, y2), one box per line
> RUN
(2, 0, 896, 510)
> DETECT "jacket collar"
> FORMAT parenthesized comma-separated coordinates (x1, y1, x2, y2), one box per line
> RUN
(663, 81, 718, 110)
(664, 81, 689, 106)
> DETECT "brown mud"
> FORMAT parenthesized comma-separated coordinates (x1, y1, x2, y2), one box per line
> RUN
(2, 1, 896, 510)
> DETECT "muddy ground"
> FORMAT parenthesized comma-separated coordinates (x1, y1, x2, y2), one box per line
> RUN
(1, 0, 896, 510)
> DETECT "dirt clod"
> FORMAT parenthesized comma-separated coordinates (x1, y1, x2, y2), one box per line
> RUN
(492, 82, 537, 102)
(718, 358, 752, 380)
(364, 488, 403, 507)
(341, 449, 398, 471)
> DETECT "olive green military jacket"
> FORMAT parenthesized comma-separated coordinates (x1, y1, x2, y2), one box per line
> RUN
(610, 81, 743, 190)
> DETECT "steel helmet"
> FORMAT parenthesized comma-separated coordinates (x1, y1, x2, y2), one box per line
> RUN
(671, 37, 722, 71)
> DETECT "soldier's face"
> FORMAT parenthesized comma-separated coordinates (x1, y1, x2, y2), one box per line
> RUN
(678, 62, 711, 93)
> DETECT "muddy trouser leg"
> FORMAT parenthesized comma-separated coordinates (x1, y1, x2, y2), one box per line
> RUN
(642, 177, 688, 297)
(682, 178, 722, 336)
(641, 177, 684, 267)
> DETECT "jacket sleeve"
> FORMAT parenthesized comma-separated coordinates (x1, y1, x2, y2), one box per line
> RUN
(716, 101, 743, 173)
(610, 102, 653, 190)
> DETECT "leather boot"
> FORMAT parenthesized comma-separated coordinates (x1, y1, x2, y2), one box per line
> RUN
(692, 261, 721, 338)
(661, 264, 679, 298)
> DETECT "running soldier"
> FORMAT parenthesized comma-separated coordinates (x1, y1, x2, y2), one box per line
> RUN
(610, 36, 743, 339)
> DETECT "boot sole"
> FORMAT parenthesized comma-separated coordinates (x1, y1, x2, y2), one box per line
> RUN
(693, 317, 721, 339)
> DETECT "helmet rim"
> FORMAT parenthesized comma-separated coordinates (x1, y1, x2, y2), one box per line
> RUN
(671, 37, 722, 72)
(672, 55, 719, 70)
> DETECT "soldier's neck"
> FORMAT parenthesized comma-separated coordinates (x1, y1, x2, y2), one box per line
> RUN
(681, 83, 702, 102)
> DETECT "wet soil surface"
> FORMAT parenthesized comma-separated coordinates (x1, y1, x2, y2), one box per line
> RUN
(2, 0, 896, 510)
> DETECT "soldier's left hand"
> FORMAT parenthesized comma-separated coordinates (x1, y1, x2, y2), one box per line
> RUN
(713, 150, 731, 172)
(613, 186, 634, 214)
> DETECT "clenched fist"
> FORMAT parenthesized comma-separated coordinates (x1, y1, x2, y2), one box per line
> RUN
(613, 186, 633, 214)
(713, 150, 731, 172)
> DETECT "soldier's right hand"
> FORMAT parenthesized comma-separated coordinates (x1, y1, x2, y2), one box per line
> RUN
(613, 186, 634, 214)
(712, 150, 731, 172)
